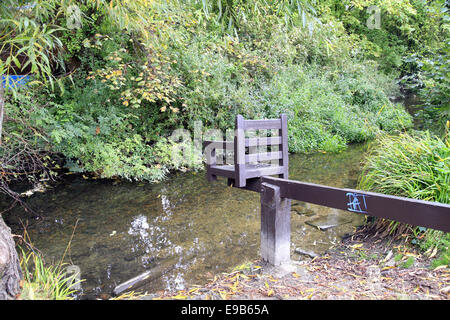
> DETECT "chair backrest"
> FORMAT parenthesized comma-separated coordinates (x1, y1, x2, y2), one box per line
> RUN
(234, 114, 288, 187)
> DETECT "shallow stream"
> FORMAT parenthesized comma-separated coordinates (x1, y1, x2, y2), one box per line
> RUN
(4, 143, 368, 299)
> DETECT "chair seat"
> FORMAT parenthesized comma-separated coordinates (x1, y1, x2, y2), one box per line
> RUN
(209, 163, 285, 179)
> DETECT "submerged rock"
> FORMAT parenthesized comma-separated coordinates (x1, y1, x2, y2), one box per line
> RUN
(294, 248, 319, 259)
(305, 215, 352, 231)
(291, 207, 316, 217)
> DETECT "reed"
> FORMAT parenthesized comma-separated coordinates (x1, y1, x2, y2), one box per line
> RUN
(358, 129, 449, 265)
(18, 220, 82, 300)
(19, 248, 81, 300)
(359, 131, 448, 204)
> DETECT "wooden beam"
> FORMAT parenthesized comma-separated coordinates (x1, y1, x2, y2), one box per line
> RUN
(261, 176, 450, 232)
(235, 115, 246, 187)
(245, 137, 282, 147)
(245, 151, 282, 163)
(260, 182, 291, 266)
(244, 119, 282, 130)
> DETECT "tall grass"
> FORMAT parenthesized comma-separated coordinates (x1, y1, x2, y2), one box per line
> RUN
(18, 220, 82, 300)
(359, 131, 449, 203)
(19, 248, 81, 300)
(358, 129, 449, 266)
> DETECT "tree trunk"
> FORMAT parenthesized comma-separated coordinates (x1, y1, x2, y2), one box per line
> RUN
(0, 214, 22, 300)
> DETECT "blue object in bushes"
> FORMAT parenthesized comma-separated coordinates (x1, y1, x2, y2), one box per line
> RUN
(1, 75, 31, 88)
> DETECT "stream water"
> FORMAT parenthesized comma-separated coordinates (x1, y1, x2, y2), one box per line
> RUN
(4, 143, 368, 299)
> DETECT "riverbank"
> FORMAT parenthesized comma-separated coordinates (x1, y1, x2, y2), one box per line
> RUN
(147, 226, 449, 300)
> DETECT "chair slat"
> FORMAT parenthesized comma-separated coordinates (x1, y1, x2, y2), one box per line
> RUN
(245, 165, 285, 178)
(246, 151, 282, 163)
(244, 119, 281, 130)
(245, 136, 281, 147)
(203, 140, 234, 149)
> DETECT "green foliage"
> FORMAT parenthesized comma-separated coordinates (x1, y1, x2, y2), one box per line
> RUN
(315, 0, 448, 74)
(196, 0, 320, 34)
(418, 230, 449, 268)
(314, 0, 448, 134)
(258, 63, 411, 153)
(0, 0, 65, 92)
(404, 45, 450, 133)
(20, 248, 81, 300)
(358, 131, 449, 266)
(359, 131, 449, 203)
(0, 0, 420, 183)
(0, 89, 61, 205)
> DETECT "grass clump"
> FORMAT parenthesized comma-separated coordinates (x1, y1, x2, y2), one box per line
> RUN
(358, 129, 449, 267)
(19, 249, 82, 300)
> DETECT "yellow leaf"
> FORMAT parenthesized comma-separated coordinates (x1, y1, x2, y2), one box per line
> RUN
(429, 246, 438, 258)
(267, 289, 274, 297)
(382, 266, 395, 271)
(433, 265, 447, 272)
(219, 290, 228, 300)
(188, 288, 200, 294)
(351, 243, 364, 250)
(264, 281, 269, 289)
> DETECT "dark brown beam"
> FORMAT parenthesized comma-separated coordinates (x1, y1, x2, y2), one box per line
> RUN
(260, 182, 291, 266)
(244, 119, 282, 130)
(261, 176, 450, 233)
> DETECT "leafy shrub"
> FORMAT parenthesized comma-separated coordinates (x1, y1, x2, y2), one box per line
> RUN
(359, 131, 449, 203)
(412, 47, 449, 134)
(358, 130, 449, 266)
(254, 64, 411, 153)
(0, 0, 417, 186)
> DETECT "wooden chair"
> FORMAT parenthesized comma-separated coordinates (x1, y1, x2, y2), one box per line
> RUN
(204, 114, 288, 187)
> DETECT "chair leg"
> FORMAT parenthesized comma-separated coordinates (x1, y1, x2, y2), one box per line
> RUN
(207, 170, 217, 182)
(235, 164, 246, 187)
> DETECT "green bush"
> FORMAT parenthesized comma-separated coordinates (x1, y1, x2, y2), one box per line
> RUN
(358, 131, 449, 266)
(253, 64, 411, 153)
(0, 0, 417, 185)
(359, 131, 449, 203)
